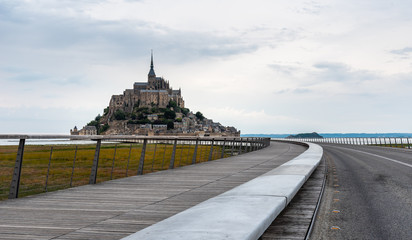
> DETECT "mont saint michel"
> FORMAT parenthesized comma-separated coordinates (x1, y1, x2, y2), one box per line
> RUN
(71, 53, 239, 137)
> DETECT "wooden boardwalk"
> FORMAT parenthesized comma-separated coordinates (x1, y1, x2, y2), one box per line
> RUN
(0, 142, 306, 240)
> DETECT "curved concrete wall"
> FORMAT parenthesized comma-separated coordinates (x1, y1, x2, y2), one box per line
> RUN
(122, 141, 323, 240)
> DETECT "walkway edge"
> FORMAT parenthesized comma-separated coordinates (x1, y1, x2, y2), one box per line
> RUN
(121, 141, 323, 240)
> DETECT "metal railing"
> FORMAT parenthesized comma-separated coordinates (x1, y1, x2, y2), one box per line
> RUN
(273, 137, 411, 149)
(0, 135, 270, 200)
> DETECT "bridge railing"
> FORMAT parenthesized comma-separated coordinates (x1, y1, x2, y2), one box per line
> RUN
(273, 137, 411, 149)
(0, 135, 269, 200)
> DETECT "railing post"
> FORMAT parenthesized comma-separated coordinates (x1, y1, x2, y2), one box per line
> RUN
(169, 139, 177, 169)
(45, 147, 53, 192)
(249, 138, 253, 152)
(186, 142, 191, 164)
(151, 142, 157, 171)
(221, 138, 226, 158)
(109, 144, 117, 180)
(192, 138, 199, 164)
(161, 143, 167, 169)
(238, 138, 243, 155)
(137, 139, 147, 175)
(178, 141, 184, 167)
(126, 144, 132, 177)
(89, 139, 101, 184)
(231, 138, 235, 156)
(208, 139, 214, 161)
(70, 146, 78, 186)
(9, 139, 25, 199)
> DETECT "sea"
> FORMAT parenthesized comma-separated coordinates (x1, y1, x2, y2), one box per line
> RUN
(1, 133, 411, 146)
(241, 133, 412, 138)
(0, 139, 97, 146)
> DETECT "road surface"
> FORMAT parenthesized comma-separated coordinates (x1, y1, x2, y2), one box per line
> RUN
(310, 144, 412, 239)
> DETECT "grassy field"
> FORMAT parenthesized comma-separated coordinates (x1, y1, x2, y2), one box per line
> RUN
(0, 142, 231, 200)
(374, 144, 412, 148)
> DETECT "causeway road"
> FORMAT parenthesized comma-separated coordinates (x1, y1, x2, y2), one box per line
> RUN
(310, 144, 412, 240)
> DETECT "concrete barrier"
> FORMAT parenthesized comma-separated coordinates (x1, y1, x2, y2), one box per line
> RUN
(121, 141, 323, 240)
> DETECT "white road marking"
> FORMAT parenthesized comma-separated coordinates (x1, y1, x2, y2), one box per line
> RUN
(328, 146, 412, 168)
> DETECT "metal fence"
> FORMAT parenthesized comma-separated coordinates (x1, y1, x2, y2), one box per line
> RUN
(274, 137, 411, 149)
(0, 135, 270, 200)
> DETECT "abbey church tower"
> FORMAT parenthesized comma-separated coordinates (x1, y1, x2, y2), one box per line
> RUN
(147, 51, 170, 90)
(107, 52, 184, 119)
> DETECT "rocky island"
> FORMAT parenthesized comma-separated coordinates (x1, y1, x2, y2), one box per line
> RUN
(286, 132, 324, 139)
(71, 53, 239, 137)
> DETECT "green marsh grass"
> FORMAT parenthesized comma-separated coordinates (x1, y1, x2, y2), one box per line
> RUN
(0, 142, 231, 200)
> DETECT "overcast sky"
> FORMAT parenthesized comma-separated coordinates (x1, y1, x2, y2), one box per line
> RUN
(1, 0, 411, 134)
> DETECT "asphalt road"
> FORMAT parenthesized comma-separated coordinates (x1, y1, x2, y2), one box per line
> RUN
(310, 144, 412, 240)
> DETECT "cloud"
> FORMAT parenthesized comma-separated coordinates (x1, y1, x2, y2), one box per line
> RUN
(274, 87, 312, 94)
(296, 1, 326, 15)
(313, 62, 376, 83)
(268, 63, 298, 75)
(390, 47, 412, 59)
(0, 2, 258, 65)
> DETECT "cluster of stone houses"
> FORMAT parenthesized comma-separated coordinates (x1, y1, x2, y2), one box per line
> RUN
(141, 111, 239, 136)
(97, 110, 239, 137)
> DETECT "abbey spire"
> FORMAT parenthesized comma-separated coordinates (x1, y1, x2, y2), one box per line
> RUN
(148, 50, 156, 77)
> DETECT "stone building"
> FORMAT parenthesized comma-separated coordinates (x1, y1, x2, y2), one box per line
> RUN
(70, 126, 79, 135)
(106, 52, 184, 120)
(70, 126, 97, 135)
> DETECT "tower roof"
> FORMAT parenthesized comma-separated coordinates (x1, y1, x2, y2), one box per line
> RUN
(148, 50, 156, 77)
